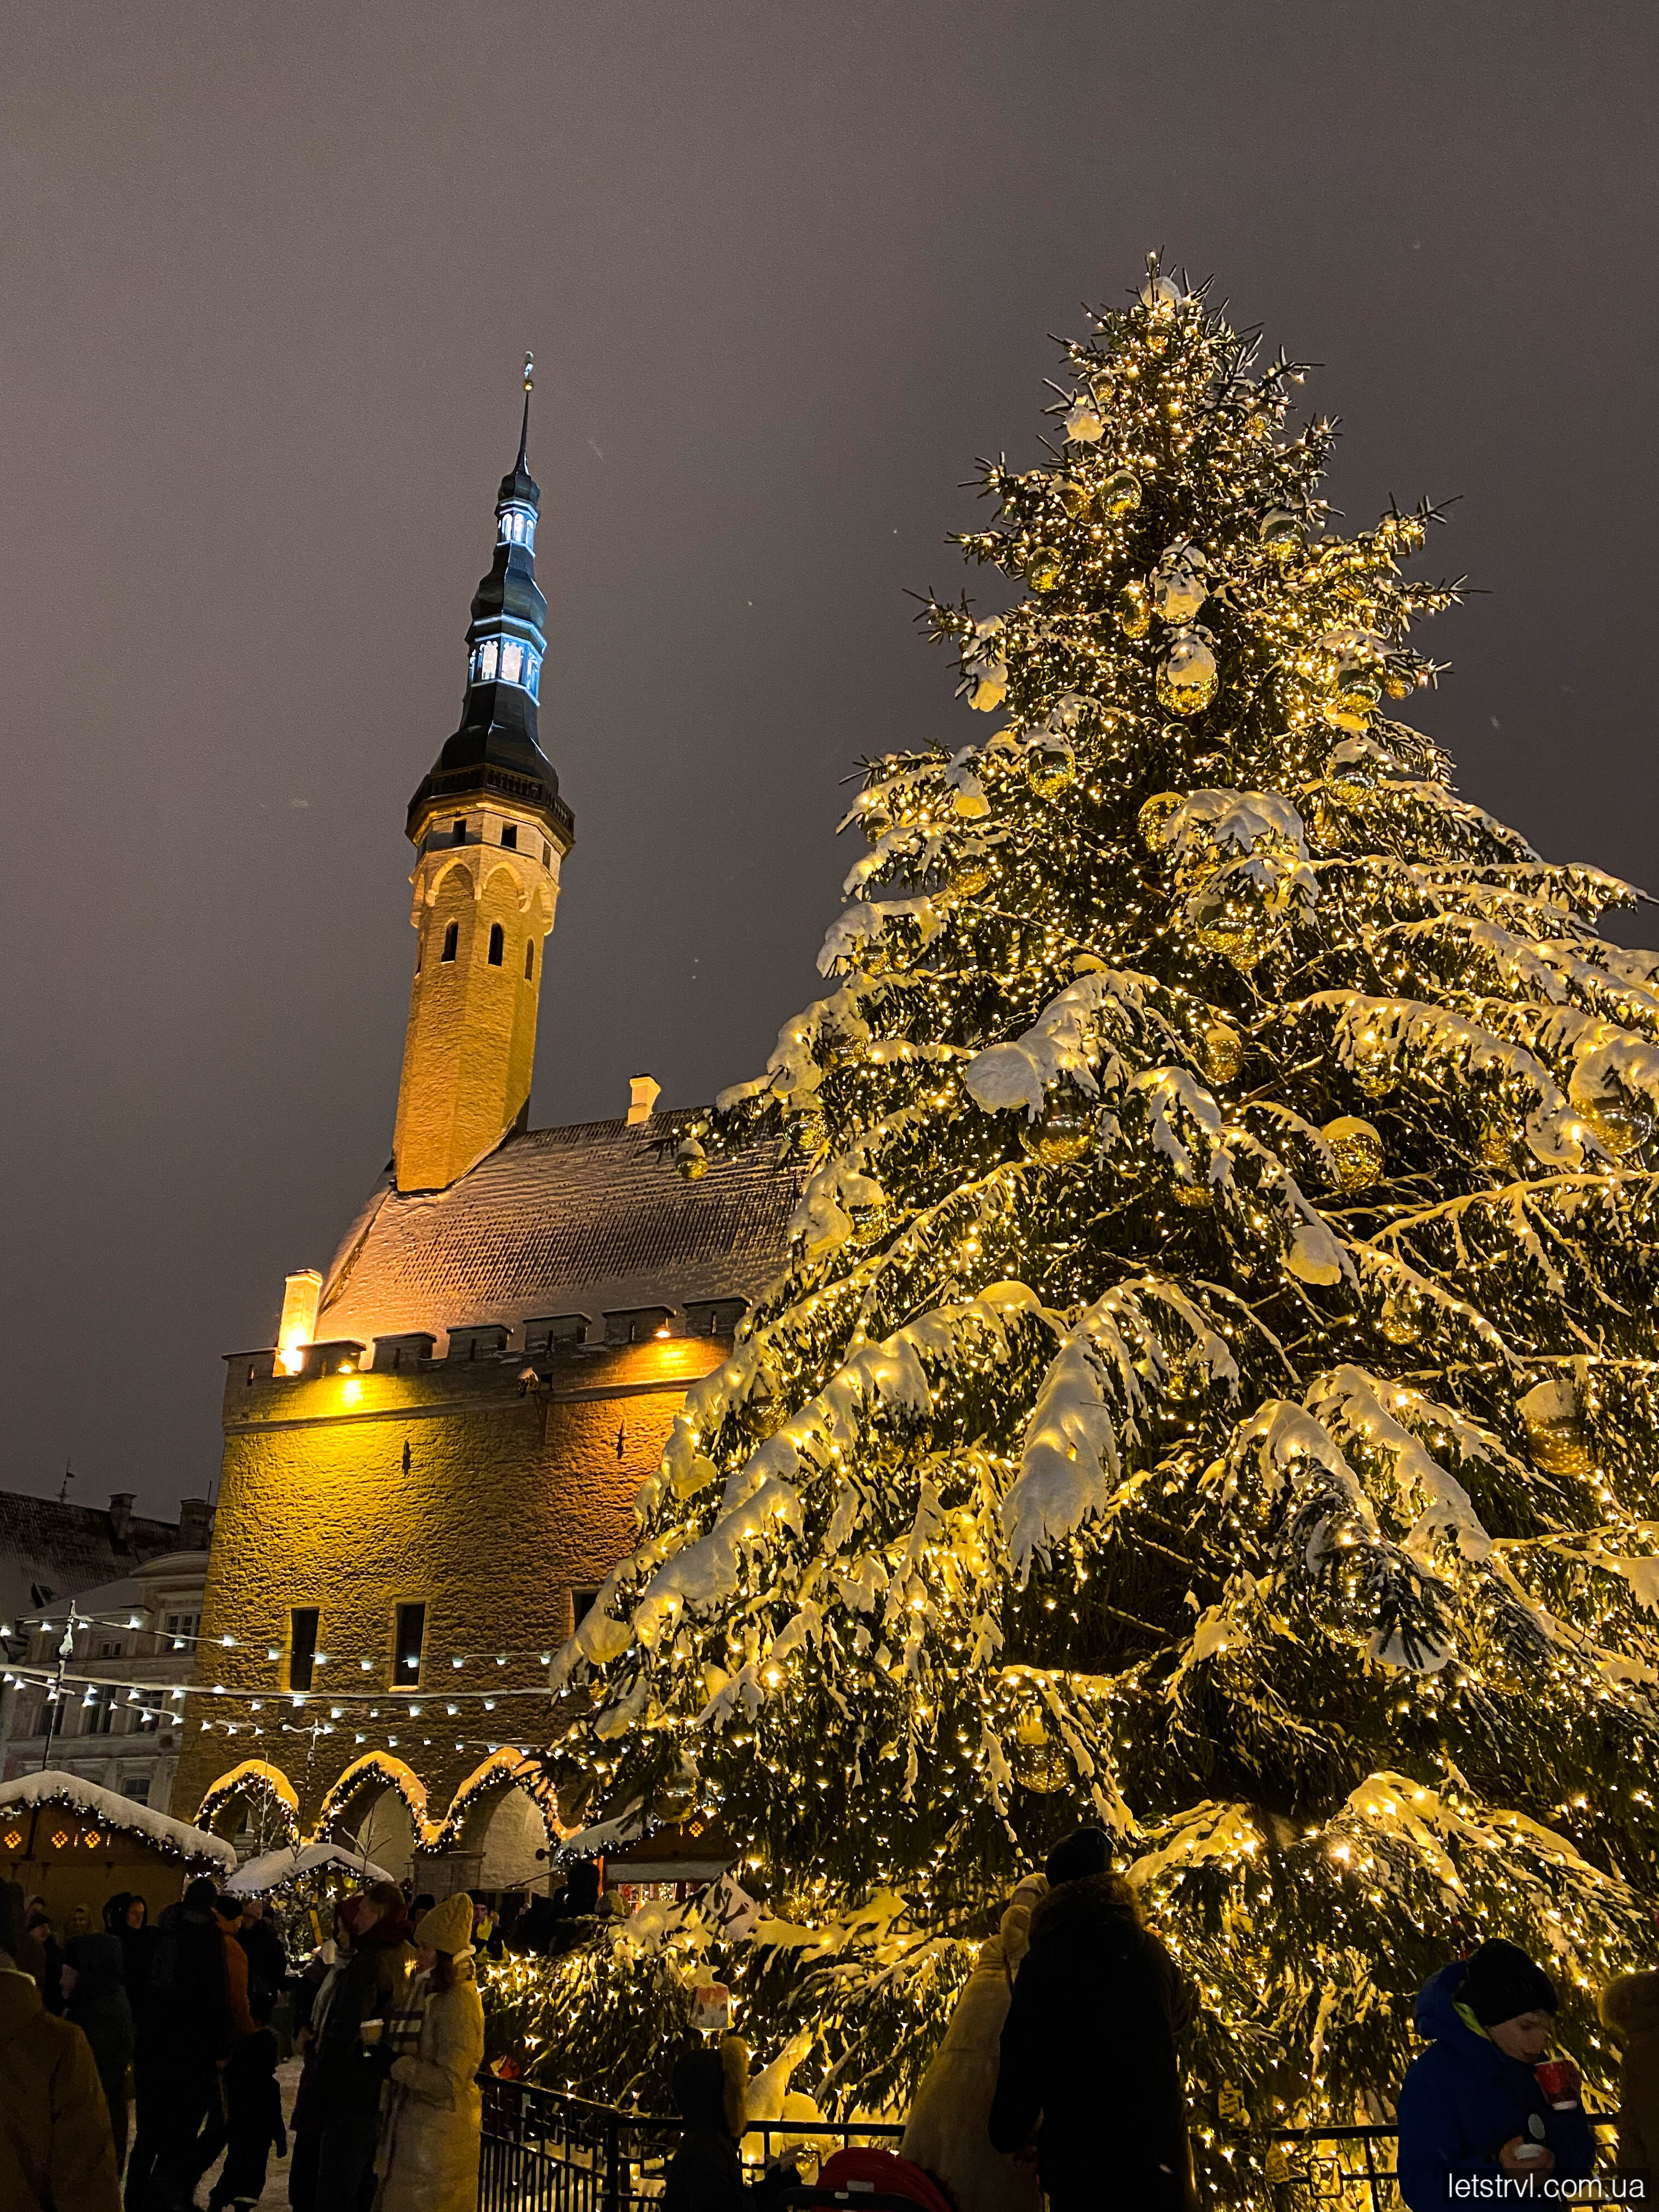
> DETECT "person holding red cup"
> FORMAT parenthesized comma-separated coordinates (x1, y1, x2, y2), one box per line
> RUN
(1397, 1939, 1596, 2209)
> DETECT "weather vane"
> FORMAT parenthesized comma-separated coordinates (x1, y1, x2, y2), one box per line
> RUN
(523, 349, 534, 394)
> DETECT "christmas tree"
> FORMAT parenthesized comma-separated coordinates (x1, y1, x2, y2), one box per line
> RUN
(539, 262, 1659, 2166)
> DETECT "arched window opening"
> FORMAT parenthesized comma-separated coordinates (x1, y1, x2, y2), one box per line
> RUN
(441, 921, 459, 964)
(523, 939, 535, 981)
(488, 922, 505, 967)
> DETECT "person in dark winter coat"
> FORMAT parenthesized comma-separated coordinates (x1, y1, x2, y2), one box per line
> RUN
(238, 1899, 290, 2013)
(126, 1876, 235, 2212)
(308, 1882, 414, 2211)
(1397, 1939, 1596, 2211)
(207, 1983, 288, 2212)
(1, 1881, 123, 2212)
(26, 1897, 67, 2016)
(989, 1829, 1195, 2212)
(106, 1892, 155, 2014)
(63, 1932, 136, 2174)
(663, 2041, 748, 2212)
(1599, 1966, 1659, 2185)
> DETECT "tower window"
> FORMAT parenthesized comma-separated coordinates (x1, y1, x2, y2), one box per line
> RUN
(441, 922, 459, 963)
(488, 922, 505, 966)
(527, 653, 542, 699)
(393, 1602, 426, 1687)
(541, 841, 550, 865)
(452, 819, 467, 845)
(524, 939, 535, 980)
(500, 824, 517, 850)
(500, 641, 524, 686)
(289, 1606, 319, 1692)
(479, 639, 500, 682)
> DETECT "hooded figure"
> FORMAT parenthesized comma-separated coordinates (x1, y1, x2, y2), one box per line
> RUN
(0, 1881, 122, 2212)
(1397, 1940, 1596, 2211)
(1600, 1967, 1659, 2182)
(373, 1890, 484, 2212)
(63, 1932, 135, 2172)
(663, 2038, 750, 2212)
(902, 1874, 1048, 2212)
(989, 1830, 1195, 2212)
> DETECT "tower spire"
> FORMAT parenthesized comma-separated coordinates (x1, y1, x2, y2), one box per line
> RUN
(517, 349, 533, 473)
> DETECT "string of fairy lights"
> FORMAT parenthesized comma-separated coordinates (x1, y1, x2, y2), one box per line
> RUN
(466, 257, 1659, 2153)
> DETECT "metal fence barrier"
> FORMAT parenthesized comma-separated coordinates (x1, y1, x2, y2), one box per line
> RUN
(479, 2078, 1621, 2212)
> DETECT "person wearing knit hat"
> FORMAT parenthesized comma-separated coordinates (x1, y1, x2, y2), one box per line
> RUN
(1397, 1939, 1596, 2209)
(371, 1891, 484, 2212)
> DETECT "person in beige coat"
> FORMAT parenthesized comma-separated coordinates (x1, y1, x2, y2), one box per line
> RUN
(373, 1891, 486, 2212)
(1600, 1966, 1659, 2184)
(900, 1872, 1048, 2212)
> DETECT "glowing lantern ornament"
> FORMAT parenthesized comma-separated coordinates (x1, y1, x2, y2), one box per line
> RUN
(1020, 1091, 1098, 1165)
(1322, 1116, 1384, 1192)
(1028, 545, 1065, 592)
(1062, 403, 1104, 443)
(1057, 479, 1092, 519)
(1009, 1705, 1068, 1791)
(1097, 467, 1142, 519)
(948, 853, 994, 898)
(1518, 1377, 1591, 1476)
(1574, 1088, 1650, 1160)
(675, 1137, 709, 1182)
(1156, 628, 1218, 717)
(1140, 270, 1182, 315)
(1138, 790, 1186, 853)
(1202, 1020, 1245, 1085)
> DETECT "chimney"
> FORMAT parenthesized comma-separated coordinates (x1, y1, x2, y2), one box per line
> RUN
(108, 1493, 134, 1547)
(177, 1497, 213, 1552)
(627, 1073, 661, 1126)
(276, 1268, 323, 1375)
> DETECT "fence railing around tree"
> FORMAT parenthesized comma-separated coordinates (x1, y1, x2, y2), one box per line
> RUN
(478, 2078, 1621, 2212)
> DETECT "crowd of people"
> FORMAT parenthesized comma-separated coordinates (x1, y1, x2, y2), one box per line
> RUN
(0, 1872, 488, 2212)
(4, 1832, 1656, 2212)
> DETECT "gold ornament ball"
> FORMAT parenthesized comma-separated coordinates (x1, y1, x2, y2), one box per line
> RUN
(1201, 1020, 1244, 1084)
(676, 1139, 709, 1182)
(1517, 1378, 1591, 1476)
(1578, 1098, 1649, 1160)
(1324, 675, 1381, 735)
(1259, 506, 1302, 561)
(1028, 545, 1065, 592)
(1191, 880, 1271, 969)
(1321, 1115, 1384, 1191)
(1378, 1291, 1420, 1345)
(1009, 1706, 1069, 1792)
(653, 1768, 698, 1823)
(1138, 790, 1186, 853)
(1057, 479, 1092, 520)
(1156, 630, 1219, 718)
(1025, 742, 1076, 798)
(1020, 1093, 1098, 1165)
(1120, 580, 1152, 639)
(1098, 467, 1142, 519)
(1325, 743, 1377, 802)
(949, 854, 994, 898)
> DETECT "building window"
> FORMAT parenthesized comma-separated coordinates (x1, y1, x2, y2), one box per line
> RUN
(134, 1693, 161, 1734)
(571, 1589, 599, 1633)
(527, 653, 541, 699)
(523, 940, 535, 981)
(89, 1687, 116, 1735)
(289, 1606, 319, 1692)
(478, 639, 500, 683)
(500, 824, 517, 850)
(121, 1776, 150, 1803)
(487, 923, 504, 966)
(393, 1602, 426, 1687)
(99, 1639, 122, 1658)
(163, 1612, 199, 1649)
(441, 922, 459, 963)
(500, 641, 524, 686)
(452, 819, 467, 845)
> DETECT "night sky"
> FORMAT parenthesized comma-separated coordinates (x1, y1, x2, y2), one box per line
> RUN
(4, 4, 1657, 1518)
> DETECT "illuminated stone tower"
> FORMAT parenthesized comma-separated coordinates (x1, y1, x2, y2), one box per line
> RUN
(393, 359, 576, 1193)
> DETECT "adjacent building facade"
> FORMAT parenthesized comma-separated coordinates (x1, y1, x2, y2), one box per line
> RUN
(174, 377, 795, 1895)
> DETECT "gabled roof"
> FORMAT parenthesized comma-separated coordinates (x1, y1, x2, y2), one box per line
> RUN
(317, 1111, 798, 1351)
(0, 1492, 180, 1628)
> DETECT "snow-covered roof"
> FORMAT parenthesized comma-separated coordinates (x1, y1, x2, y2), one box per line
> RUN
(315, 1115, 797, 1350)
(0, 1489, 180, 1627)
(225, 1840, 394, 1895)
(0, 1770, 236, 1870)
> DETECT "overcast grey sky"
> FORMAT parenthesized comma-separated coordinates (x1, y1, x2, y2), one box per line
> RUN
(4, 2, 1657, 1516)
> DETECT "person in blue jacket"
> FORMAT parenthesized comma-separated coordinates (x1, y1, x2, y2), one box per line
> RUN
(1397, 1938, 1597, 2209)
